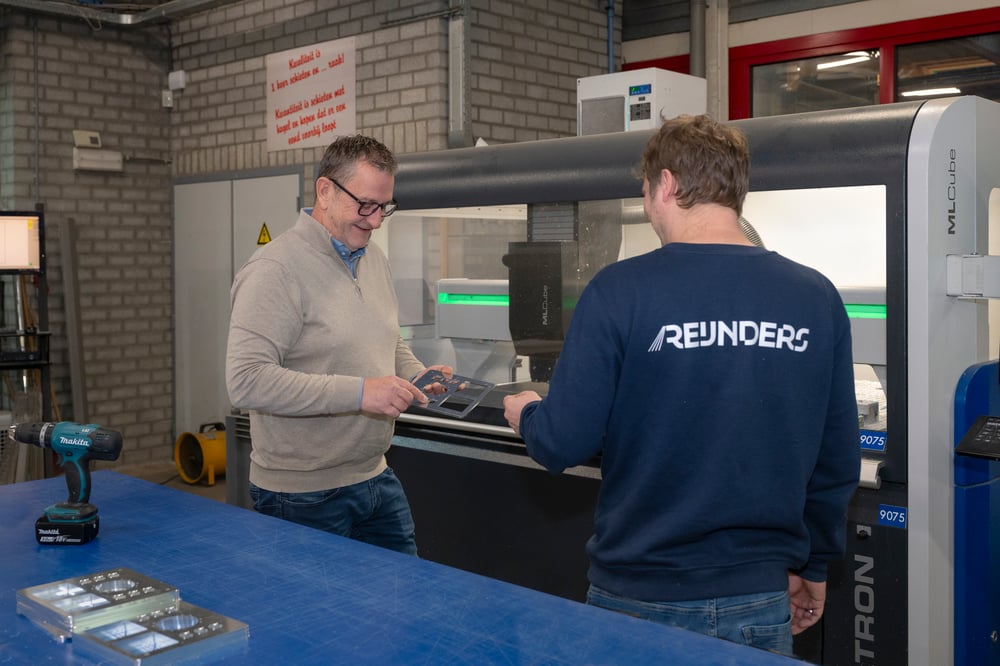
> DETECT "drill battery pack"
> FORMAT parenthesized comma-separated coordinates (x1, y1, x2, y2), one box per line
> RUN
(35, 502, 100, 545)
(35, 516, 100, 545)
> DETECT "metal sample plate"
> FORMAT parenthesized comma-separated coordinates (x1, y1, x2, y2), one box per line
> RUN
(16, 568, 180, 642)
(74, 600, 249, 665)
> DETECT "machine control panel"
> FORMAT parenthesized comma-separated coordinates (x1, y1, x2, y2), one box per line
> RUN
(628, 84, 653, 122)
(954, 414, 1000, 461)
(629, 101, 652, 122)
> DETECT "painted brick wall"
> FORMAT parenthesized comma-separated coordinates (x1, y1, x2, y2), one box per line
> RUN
(168, 1, 454, 185)
(0, 12, 174, 465)
(0, 0, 619, 464)
(470, 0, 616, 142)
(168, 0, 616, 178)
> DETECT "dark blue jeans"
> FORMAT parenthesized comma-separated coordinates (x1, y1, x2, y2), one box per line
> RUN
(586, 585, 793, 656)
(249, 467, 418, 555)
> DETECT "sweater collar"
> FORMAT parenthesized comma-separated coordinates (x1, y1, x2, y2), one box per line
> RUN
(331, 236, 365, 275)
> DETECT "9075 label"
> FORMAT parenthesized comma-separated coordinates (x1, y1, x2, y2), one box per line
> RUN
(878, 504, 907, 529)
(860, 430, 887, 452)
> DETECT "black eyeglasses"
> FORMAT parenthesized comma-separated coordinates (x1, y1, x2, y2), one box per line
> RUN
(329, 177, 397, 217)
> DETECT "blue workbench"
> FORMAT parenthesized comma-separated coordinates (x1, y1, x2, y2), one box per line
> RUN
(1, 471, 798, 664)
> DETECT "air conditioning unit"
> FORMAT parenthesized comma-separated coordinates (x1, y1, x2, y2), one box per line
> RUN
(577, 68, 707, 136)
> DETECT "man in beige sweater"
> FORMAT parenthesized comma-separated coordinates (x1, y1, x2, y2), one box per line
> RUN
(226, 135, 450, 555)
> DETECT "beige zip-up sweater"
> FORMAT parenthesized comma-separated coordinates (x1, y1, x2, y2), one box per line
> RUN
(226, 210, 425, 493)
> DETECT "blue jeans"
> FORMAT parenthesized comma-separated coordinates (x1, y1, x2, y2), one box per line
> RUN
(586, 585, 793, 656)
(249, 467, 418, 555)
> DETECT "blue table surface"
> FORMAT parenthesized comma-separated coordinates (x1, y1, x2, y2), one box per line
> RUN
(0, 471, 798, 665)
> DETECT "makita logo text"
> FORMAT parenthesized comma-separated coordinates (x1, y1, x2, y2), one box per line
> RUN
(37, 529, 61, 535)
(58, 436, 90, 447)
(648, 320, 810, 352)
(946, 148, 957, 235)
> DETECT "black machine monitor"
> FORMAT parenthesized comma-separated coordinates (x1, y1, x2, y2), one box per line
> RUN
(0, 211, 44, 273)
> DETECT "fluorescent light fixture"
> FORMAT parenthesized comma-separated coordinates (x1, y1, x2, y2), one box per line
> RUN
(900, 87, 962, 98)
(816, 51, 874, 71)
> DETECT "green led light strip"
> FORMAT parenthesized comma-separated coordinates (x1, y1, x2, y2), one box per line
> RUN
(438, 294, 885, 319)
(438, 293, 510, 306)
(845, 304, 886, 319)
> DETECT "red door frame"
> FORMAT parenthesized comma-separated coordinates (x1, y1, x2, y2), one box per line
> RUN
(624, 7, 1000, 119)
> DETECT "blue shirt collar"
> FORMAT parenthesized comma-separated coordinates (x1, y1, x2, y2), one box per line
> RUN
(331, 236, 365, 275)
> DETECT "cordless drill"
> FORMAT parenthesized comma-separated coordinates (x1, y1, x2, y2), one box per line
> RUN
(8, 421, 123, 545)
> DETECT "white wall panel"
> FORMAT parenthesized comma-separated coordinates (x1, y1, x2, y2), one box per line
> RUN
(173, 174, 300, 440)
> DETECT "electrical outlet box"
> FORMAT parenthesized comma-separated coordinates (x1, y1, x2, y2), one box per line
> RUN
(168, 69, 187, 91)
(72, 130, 101, 148)
(162, 90, 174, 108)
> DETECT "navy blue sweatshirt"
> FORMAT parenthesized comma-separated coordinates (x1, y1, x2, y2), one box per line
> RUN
(518, 243, 860, 602)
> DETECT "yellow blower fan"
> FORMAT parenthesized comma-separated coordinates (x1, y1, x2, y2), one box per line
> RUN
(173, 422, 226, 486)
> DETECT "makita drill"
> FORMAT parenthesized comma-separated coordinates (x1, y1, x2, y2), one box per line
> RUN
(8, 421, 123, 545)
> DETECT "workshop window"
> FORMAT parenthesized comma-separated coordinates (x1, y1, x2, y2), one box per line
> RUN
(895, 33, 1000, 102)
(727, 7, 1000, 119)
(751, 50, 880, 117)
(748, 32, 1000, 118)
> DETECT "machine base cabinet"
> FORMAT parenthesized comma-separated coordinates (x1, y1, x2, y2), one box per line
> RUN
(821, 486, 909, 666)
(387, 441, 597, 602)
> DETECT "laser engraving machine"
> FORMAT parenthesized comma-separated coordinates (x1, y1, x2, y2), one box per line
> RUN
(740, 96, 1000, 666)
(388, 96, 1000, 666)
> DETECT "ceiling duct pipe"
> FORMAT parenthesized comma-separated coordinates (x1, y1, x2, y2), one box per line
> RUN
(690, 0, 706, 78)
(606, 0, 615, 73)
(448, 1, 472, 148)
(0, 0, 240, 26)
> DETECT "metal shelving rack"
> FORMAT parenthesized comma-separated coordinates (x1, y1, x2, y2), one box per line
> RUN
(0, 211, 52, 484)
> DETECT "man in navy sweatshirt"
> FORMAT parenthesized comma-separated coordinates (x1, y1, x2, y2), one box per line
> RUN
(503, 114, 860, 656)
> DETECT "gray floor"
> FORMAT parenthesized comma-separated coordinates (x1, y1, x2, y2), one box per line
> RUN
(114, 461, 228, 503)
(1, 443, 228, 503)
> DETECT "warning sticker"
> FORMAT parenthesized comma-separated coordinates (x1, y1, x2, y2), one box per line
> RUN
(257, 223, 272, 245)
